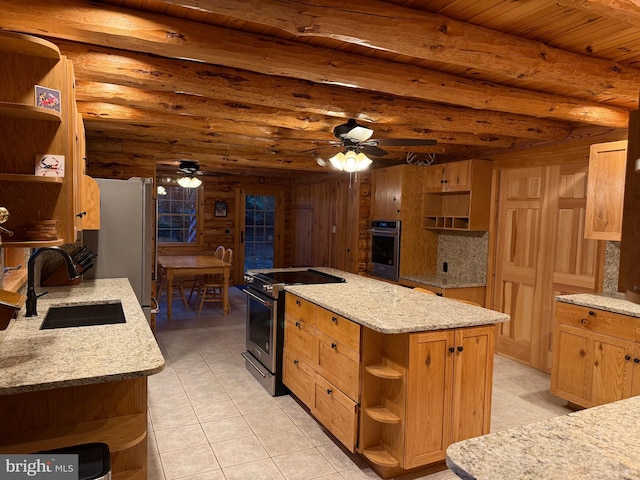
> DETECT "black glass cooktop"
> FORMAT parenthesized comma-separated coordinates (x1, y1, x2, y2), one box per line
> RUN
(260, 269, 345, 285)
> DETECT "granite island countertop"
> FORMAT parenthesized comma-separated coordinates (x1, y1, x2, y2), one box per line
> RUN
(556, 292, 640, 318)
(283, 268, 508, 334)
(0, 278, 165, 395)
(446, 395, 640, 479)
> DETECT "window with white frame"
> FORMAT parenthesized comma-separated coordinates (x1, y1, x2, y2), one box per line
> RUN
(157, 183, 200, 244)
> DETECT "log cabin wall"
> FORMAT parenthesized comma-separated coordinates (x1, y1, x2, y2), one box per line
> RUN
(486, 129, 627, 372)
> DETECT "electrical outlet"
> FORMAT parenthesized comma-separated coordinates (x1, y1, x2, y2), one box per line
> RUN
(443, 261, 448, 273)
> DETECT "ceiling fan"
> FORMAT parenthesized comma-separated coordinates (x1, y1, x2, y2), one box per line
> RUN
(176, 160, 203, 188)
(323, 118, 437, 155)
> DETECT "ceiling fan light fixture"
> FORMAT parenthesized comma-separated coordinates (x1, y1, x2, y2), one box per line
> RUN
(329, 150, 372, 172)
(177, 175, 202, 188)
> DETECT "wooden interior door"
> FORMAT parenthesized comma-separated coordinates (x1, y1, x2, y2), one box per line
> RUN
(493, 167, 544, 366)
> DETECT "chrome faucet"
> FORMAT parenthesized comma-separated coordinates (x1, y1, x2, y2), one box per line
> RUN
(25, 247, 80, 317)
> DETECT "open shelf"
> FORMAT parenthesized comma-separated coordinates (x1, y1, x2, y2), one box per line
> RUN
(0, 102, 62, 121)
(365, 364, 403, 380)
(0, 31, 61, 59)
(365, 406, 401, 424)
(2, 269, 27, 293)
(0, 173, 64, 184)
(422, 216, 470, 230)
(362, 446, 400, 467)
(0, 413, 146, 455)
(0, 239, 64, 248)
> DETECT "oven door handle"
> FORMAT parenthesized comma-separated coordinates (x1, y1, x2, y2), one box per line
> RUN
(242, 288, 273, 308)
(367, 228, 399, 235)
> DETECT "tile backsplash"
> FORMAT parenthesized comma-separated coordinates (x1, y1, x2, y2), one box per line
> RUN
(436, 231, 488, 284)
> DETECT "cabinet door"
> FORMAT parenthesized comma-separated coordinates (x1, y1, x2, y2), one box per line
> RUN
(312, 374, 358, 452)
(450, 325, 494, 443)
(442, 161, 471, 192)
(314, 329, 360, 400)
(405, 330, 454, 469)
(423, 166, 446, 193)
(632, 344, 640, 397)
(372, 167, 403, 220)
(590, 331, 634, 405)
(550, 325, 592, 407)
(585, 140, 627, 241)
(282, 347, 315, 406)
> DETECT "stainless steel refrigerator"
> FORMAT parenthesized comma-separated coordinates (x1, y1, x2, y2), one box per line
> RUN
(83, 177, 154, 321)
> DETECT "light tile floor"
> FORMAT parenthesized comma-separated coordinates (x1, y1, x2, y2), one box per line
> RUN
(148, 288, 571, 480)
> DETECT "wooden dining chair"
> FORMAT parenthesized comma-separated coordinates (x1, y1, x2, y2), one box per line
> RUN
(156, 265, 189, 309)
(189, 245, 226, 303)
(197, 248, 233, 314)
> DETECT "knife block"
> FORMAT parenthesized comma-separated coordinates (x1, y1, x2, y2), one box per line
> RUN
(42, 262, 84, 287)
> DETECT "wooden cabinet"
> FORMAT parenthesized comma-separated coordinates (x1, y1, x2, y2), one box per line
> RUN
(371, 166, 404, 220)
(370, 165, 438, 277)
(421, 159, 492, 231)
(585, 140, 627, 241)
(359, 324, 495, 475)
(0, 31, 85, 247)
(551, 301, 640, 408)
(283, 293, 361, 452)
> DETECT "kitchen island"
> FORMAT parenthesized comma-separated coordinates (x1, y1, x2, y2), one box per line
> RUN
(283, 269, 508, 478)
(445, 395, 640, 479)
(0, 278, 164, 480)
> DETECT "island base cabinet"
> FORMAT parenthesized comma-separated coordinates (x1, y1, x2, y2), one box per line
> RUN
(0, 378, 148, 479)
(359, 325, 495, 476)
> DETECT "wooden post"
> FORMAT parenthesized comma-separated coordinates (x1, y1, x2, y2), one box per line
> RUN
(619, 109, 640, 295)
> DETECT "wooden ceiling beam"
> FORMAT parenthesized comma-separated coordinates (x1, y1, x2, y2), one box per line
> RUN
(0, 0, 628, 127)
(60, 40, 572, 141)
(151, 0, 640, 101)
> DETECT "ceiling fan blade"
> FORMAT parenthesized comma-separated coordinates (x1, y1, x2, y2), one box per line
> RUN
(333, 118, 359, 139)
(373, 138, 437, 146)
(360, 145, 388, 157)
(346, 125, 374, 143)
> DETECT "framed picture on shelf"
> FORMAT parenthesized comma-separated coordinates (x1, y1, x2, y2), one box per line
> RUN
(214, 201, 227, 217)
(34, 85, 61, 113)
(35, 154, 65, 177)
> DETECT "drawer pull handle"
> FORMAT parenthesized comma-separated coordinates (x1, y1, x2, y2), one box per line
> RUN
(326, 388, 332, 395)
(293, 359, 298, 365)
(625, 355, 632, 361)
(457, 346, 464, 352)
(296, 300, 301, 306)
(331, 316, 337, 323)
(295, 321, 300, 327)
(448, 347, 455, 353)
(588, 310, 596, 316)
(635, 358, 640, 364)
(331, 342, 337, 349)
(581, 318, 589, 326)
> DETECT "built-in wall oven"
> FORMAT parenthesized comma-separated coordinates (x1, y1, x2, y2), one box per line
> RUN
(242, 269, 345, 396)
(368, 220, 401, 280)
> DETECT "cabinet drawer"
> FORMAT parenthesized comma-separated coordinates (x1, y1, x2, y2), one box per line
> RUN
(555, 302, 637, 340)
(285, 294, 316, 327)
(282, 348, 315, 407)
(284, 316, 315, 363)
(312, 374, 358, 452)
(314, 330, 360, 400)
(316, 308, 361, 352)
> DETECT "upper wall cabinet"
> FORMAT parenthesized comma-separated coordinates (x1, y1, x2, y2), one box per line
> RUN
(371, 166, 404, 221)
(421, 160, 492, 231)
(585, 140, 627, 241)
(0, 31, 84, 247)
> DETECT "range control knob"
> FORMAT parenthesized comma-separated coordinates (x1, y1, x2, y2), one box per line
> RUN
(263, 284, 274, 294)
(244, 274, 254, 283)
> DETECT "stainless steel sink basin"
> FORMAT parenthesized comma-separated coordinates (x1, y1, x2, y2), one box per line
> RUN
(40, 301, 126, 329)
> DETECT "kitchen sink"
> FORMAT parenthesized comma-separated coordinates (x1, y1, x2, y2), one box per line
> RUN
(40, 301, 126, 329)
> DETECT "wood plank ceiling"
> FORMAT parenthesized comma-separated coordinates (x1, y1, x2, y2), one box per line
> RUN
(2, 0, 640, 177)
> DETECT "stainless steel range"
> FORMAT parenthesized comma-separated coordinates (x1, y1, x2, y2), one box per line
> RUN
(241, 269, 345, 396)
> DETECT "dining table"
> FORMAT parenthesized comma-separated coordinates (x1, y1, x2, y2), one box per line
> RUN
(157, 255, 232, 320)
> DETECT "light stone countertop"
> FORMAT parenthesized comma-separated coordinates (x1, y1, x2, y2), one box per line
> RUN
(556, 292, 640, 318)
(283, 268, 508, 334)
(446, 395, 640, 479)
(0, 278, 165, 395)
(399, 273, 486, 289)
